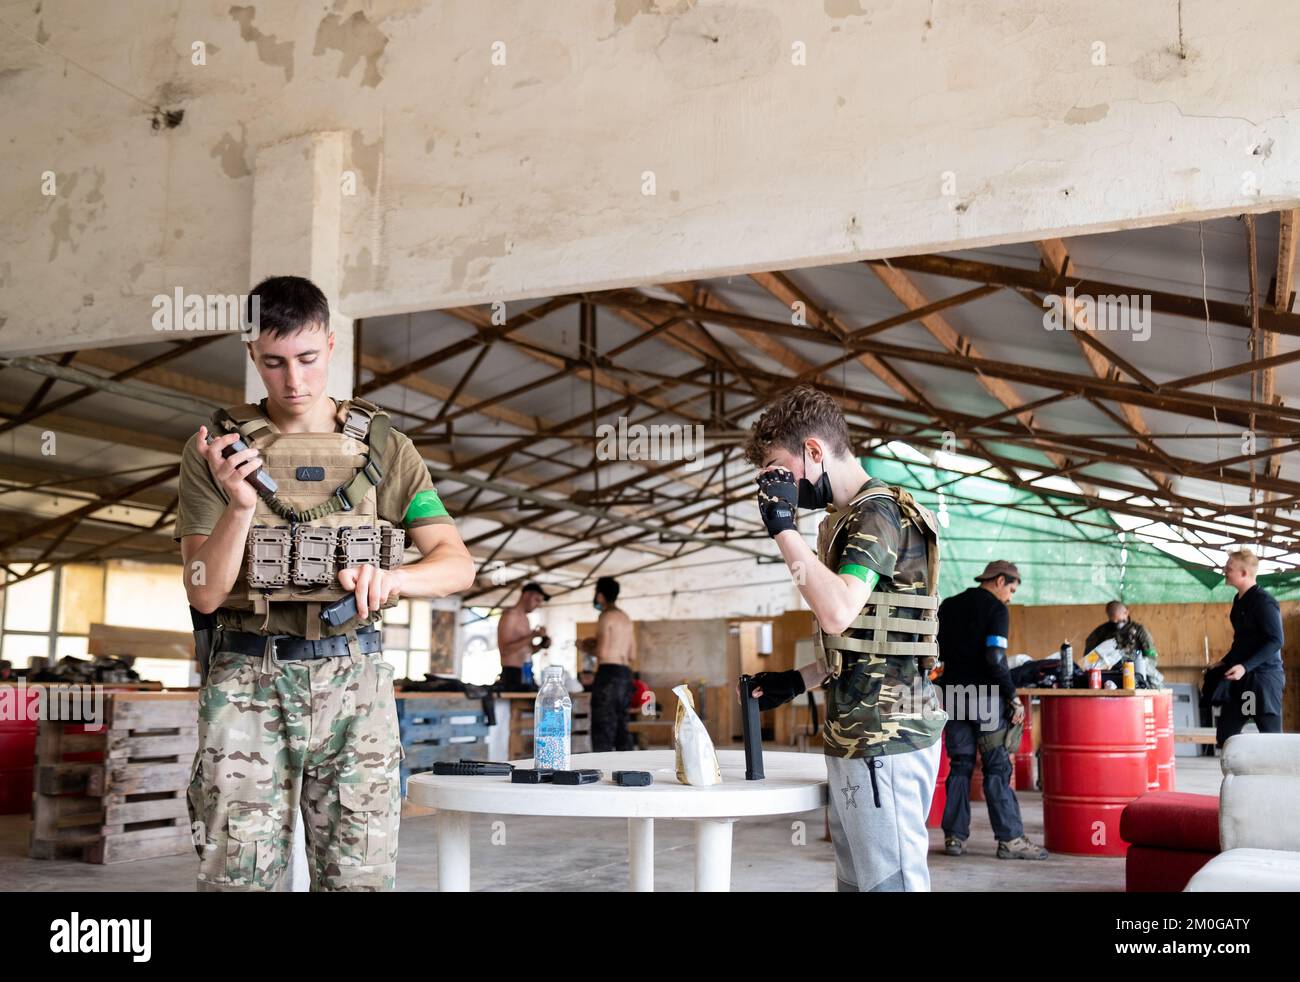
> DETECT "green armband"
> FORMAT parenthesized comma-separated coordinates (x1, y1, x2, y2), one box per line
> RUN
(404, 488, 449, 524)
(838, 564, 880, 591)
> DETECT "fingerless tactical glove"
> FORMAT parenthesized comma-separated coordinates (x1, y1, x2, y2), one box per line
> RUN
(756, 468, 799, 537)
(748, 669, 806, 711)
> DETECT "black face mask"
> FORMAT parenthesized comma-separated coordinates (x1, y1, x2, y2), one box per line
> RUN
(797, 447, 833, 510)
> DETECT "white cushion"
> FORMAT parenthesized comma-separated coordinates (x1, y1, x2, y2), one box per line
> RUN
(1220, 774, 1300, 850)
(1186, 848, 1300, 892)
(1218, 735, 1300, 851)
(1221, 734, 1300, 776)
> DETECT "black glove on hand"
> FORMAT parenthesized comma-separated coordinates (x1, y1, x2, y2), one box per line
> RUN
(749, 669, 806, 711)
(756, 467, 799, 537)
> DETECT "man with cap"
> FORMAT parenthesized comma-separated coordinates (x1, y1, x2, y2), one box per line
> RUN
(587, 575, 637, 752)
(495, 582, 550, 691)
(936, 560, 1048, 859)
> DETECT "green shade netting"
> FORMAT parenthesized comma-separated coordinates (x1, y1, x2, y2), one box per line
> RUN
(864, 455, 1300, 605)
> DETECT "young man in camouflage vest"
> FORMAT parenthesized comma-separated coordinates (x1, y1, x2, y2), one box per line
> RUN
(175, 276, 475, 891)
(743, 385, 947, 891)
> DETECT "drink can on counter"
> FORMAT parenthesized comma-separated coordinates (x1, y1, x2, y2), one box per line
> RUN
(1122, 659, 1136, 690)
(1089, 667, 1102, 689)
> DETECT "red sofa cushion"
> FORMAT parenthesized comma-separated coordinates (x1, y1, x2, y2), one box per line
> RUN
(1125, 844, 1216, 893)
(1120, 791, 1219, 851)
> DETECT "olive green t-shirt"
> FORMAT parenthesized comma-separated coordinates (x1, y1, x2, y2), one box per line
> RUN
(173, 398, 454, 637)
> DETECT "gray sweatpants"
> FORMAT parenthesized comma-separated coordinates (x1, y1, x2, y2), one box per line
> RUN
(826, 741, 941, 892)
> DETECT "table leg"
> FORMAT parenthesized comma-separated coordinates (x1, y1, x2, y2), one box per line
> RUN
(627, 817, 654, 892)
(693, 818, 735, 892)
(436, 809, 472, 891)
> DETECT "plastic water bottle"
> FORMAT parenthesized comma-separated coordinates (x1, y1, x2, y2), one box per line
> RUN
(534, 666, 571, 770)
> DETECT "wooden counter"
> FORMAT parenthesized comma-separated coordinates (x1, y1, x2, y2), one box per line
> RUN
(1017, 686, 1144, 696)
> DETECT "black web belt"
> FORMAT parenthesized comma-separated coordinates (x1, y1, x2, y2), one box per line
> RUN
(220, 626, 382, 661)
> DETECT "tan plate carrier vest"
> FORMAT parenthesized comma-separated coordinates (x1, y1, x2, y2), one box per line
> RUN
(213, 398, 403, 639)
(812, 484, 942, 679)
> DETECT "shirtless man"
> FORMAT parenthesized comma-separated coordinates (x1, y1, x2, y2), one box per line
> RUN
(588, 576, 636, 751)
(495, 582, 549, 691)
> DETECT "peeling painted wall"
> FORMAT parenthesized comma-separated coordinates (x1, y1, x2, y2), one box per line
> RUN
(2, 0, 1298, 355)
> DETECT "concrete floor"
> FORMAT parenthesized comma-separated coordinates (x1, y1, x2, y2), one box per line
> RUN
(0, 752, 1223, 892)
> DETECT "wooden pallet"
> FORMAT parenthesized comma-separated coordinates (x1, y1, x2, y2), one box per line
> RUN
(572, 694, 593, 755)
(396, 693, 491, 795)
(627, 718, 674, 750)
(506, 692, 593, 759)
(30, 693, 198, 864)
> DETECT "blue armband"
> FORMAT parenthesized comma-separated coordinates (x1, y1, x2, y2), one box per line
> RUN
(985, 635, 1008, 649)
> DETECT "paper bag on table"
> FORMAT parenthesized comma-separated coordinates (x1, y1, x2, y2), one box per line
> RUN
(1082, 637, 1122, 670)
(673, 684, 721, 786)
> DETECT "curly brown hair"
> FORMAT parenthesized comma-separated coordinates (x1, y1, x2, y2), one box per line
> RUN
(743, 384, 852, 466)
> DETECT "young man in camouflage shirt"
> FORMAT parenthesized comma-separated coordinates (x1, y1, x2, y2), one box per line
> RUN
(175, 276, 476, 891)
(743, 385, 947, 891)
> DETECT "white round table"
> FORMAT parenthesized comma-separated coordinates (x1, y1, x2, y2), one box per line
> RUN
(405, 749, 828, 891)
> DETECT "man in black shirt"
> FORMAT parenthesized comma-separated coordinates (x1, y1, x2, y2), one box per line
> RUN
(1215, 549, 1286, 746)
(937, 560, 1048, 860)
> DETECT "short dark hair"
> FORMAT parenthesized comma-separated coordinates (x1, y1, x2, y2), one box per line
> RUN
(595, 576, 620, 604)
(743, 384, 853, 467)
(248, 276, 330, 338)
(1106, 600, 1127, 617)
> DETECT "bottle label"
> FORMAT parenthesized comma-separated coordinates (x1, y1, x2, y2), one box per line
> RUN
(537, 706, 568, 737)
(535, 707, 570, 770)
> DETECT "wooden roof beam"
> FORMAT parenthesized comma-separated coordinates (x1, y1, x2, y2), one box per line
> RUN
(745, 270, 938, 425)
(1035, 238, 1176, 497)
(868, 253, 1300, 338)
(869, 263, 1070, 475)
(1264, 209, 1298, 508)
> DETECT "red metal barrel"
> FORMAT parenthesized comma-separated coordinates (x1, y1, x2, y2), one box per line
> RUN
(928, 737, 950, 827)
(930, 723, 1017, 819)
(1014, 695, 1036, 790)
(1153, 689, 1175, 791)
(1040, 695, 1148, 856)
(0, 686, 41, 815)
(0, 766, 34, 815)
(1142, 695, 1159, 791)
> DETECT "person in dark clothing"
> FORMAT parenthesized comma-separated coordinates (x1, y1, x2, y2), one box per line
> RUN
(589, 576, 636, 752)
(1083, 601, 1159, 672)
(1215, 549, 1286, 746)
(937, 560, 1048, 860)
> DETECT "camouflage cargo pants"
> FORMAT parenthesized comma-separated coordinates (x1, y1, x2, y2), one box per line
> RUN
(187, 645, 402, 892)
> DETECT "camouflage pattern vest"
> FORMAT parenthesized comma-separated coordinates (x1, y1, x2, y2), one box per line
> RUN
(211, 398, 404, 639)
(812, 483, 941, 680)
